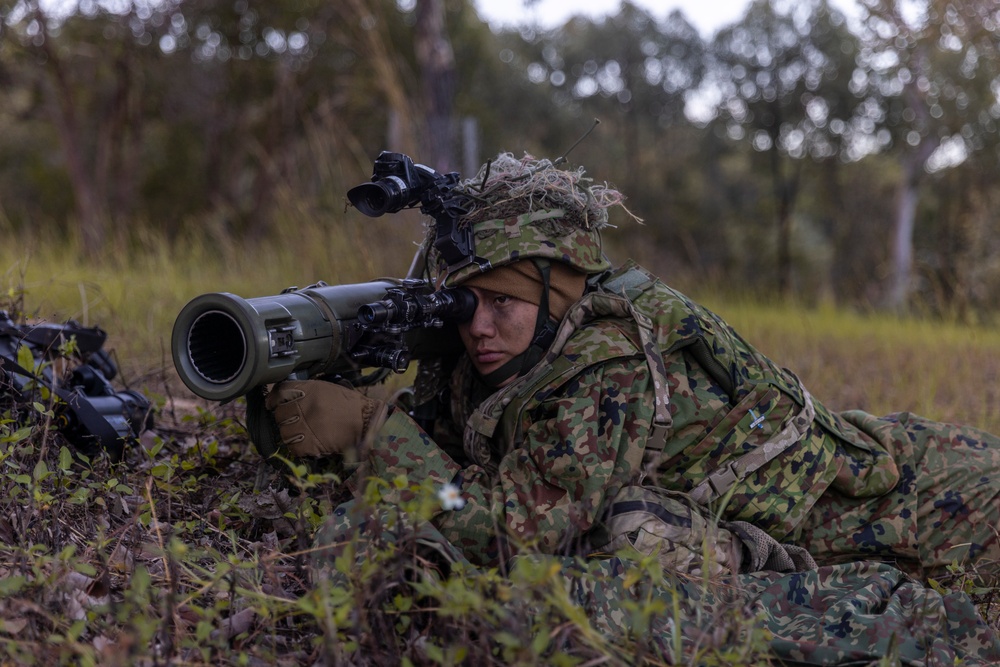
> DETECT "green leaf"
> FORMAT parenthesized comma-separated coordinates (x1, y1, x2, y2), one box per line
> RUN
(531, 629, 551, 655)
(421, 642, 444, 663)
(16, 344, 35, 373)
(0, 576, 27, 596)
(149, 438, 164, 457)
(927, 578, 947, 595)
(2, 426, 33, 444)
(59, 446, 74, 471)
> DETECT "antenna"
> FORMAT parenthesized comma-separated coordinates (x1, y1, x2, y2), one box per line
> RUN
(555, 118, 601, 166)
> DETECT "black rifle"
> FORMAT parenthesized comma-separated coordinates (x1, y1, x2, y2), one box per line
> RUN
(0, 312, 153, 462)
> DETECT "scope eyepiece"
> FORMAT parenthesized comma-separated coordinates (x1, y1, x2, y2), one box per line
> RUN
(432, 288, 477, 323)
(347, 177, 410, 217)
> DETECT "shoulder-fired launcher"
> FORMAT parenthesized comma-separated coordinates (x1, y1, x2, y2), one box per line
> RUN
(171, 279, 475, 402)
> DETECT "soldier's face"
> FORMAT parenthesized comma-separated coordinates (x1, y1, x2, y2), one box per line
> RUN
(458, 286, 539, 385)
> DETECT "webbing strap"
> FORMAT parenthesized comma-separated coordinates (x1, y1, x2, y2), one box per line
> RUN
(689, 387, 816, 505)
(626, 305, 672, 430)
(601, 268, 671, 430)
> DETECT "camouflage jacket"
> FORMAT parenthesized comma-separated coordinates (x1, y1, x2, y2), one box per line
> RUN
(360, 261, 900, 567)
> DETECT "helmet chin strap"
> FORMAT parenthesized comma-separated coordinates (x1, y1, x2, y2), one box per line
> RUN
(479, 259, 556, 389)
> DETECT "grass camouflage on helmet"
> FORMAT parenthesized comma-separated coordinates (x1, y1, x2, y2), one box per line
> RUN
(435, 153, 629, 286)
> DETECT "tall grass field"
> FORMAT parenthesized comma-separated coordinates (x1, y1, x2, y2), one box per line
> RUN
(1, 218, 998, 665)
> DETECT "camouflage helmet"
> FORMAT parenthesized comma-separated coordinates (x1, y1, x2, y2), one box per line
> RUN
(433, 153, 622, 287)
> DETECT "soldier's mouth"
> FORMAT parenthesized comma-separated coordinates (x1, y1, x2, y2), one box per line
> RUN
(474, 349, 505, 365)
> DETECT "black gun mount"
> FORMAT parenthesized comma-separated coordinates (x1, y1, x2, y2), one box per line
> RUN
(347, 151, 489, 273)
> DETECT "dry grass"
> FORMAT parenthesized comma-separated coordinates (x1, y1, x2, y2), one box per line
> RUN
(1, 222, 998, 664)
(712, 299, 1000, 434)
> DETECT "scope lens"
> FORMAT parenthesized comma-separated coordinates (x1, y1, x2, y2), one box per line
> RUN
(358, 301, 392, 325)
(187, 310, 247, 384)
(347, 176, 408, 216)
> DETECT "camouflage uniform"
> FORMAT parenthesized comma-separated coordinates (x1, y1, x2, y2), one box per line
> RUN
(355, 255, 1000, 581)
(315, 496, 1000, 666)
(333, 255, 1000, 664)
(317, 155, 1000, 663)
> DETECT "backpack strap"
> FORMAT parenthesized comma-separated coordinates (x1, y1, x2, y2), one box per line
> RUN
(600, 267, 673, 452)
(688, 386, 816, 504)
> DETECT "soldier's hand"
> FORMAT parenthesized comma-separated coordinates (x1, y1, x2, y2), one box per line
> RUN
(725, 520, 817, 573)
(264, 380, 387, 458)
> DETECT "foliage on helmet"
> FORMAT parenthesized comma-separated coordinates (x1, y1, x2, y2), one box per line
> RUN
(434, 153, 627, 285)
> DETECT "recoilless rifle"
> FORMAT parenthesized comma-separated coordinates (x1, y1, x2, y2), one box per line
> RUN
(171, 152, 485, 404)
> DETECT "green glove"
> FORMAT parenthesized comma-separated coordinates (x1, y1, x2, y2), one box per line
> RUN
(264, 380, 388, 458)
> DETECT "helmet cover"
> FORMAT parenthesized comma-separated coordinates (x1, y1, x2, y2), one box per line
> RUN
(432, 153, 625, 286)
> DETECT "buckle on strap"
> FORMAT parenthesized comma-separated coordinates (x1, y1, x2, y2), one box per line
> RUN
(689, 462, 739, 504)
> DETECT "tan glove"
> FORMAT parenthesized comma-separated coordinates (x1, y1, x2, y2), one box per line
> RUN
(264, 380, 387, 458)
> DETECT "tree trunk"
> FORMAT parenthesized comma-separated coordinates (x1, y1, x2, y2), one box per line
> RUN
(886, 135, 940, 311)
(30, 8, 148, 259)
(767, 102, 798, 298)
(37, 15, 106, 258)
(414, 0, 457, 171)
(343, 0, 420, 159)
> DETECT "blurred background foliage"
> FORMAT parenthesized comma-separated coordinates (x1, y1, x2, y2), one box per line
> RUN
(1, 0, 1000, 319)
(1, 5, 999, 663)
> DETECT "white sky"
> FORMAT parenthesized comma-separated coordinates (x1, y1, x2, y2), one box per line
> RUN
(473, 0, 860, 37)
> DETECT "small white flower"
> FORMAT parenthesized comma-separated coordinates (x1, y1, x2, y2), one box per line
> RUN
(438, 483, 466, 510)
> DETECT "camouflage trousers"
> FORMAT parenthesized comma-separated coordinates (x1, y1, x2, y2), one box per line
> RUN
(797, 412, 1000, 582)
(558, 556, 1000, 667)
(312, 498, 1000, 666)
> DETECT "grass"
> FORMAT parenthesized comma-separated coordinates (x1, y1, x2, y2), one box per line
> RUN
(1, 221, 999, 665)
(711, 298, 1000, 434)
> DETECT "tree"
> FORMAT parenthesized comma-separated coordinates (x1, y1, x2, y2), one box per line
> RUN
(506, 2, 708, 253)
(414, 0, 458, 171)
(710, 0, 861, 296)
(0, 0, 431, 246)
(2, 1, 158, 257)
(855, 0, 1000, 310)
